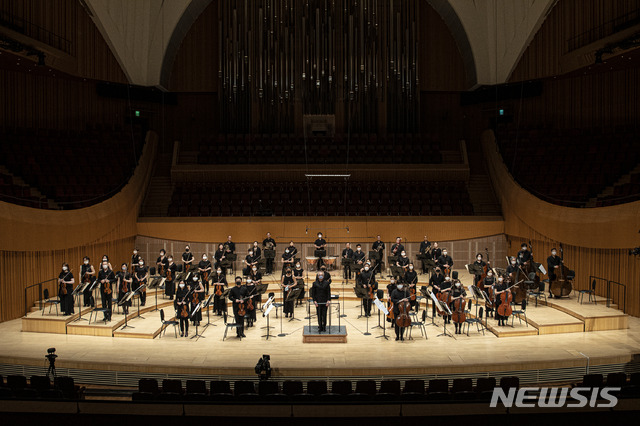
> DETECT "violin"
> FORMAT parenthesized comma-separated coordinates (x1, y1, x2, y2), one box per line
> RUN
(237, 299, 246, 317)
(121, 274, 129, 293)
(202, 271, 210, 284)
(409, 275, 417, 301)
(387, 299, 395, 320)
(59, 270, 71, 296)
(180, 304, 189, 318)
(214, 280, 223, 296)
(165, 265, 173, 282)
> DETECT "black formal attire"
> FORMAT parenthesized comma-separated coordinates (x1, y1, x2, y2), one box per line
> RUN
(372, 240, 385, 269)
(517, 249, 532, 265)
(482, 275, 496, 317)
(357, 269, 377, 316)
(419, 240, 432, 273)
(190, 284, 204, 325)
(431, 247, 442, 264)
(175, 286, 190, 335)
(282, 275, 296, 316)
(390, 243, 404, 261)
(472, 260, 487, 285)
(98, 268, 114, 321)
(244, 284, 258, 326)
(353, 250, 366, 275)
(249, 270, 263, 307)
(450, 284, 467, 333)
(429, 273, 445, 317)
(262, 237, 277, 273)
(281, 250, 295, 275)
(211, 272, 227, 315)
(404, 269, 418, 310)
(547, 255, 562, 295)
(494, 281, 509, 325)
(182, 251, 194, 272)
(395, 255, 410, 279)
(341, 248, 354, 279)
(134, 265, 148, 306)
(165, 263, 177, 299)
(224, 241, 236, 255)
(311, 279, 331, 331)
(439, 280, 453, 323)
(314, 238, 327, 268)
(81, 263, 95, 307)
(390, 287, 410, 339)
(293, 267, 305, 305)
(156, 256, 169, 276)
(116, 270, 132, 314)
(436, 254, 454, 273)
(228, 285, 247, 337)
(214, 249, 227, 274)
(243, 254, 259, 276)
(59, 270, 74, 315)
(198, 260, 212, 293)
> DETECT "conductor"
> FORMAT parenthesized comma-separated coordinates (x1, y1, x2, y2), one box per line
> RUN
(311, 271, 331, 332)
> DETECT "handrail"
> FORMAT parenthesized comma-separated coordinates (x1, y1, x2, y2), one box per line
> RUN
(607, 280, 627, 313)
(24, 277, 57, 317)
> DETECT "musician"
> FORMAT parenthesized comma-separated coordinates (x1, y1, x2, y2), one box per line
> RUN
(353, 244, 366, 276)
(311, 271, 331, 332)
(224, 236, 236, 255)
(101, 255, 113, 271)
(419, 236, 432, 274)
(182, 245, 194, 274)
(252, 241, 262, 262)
(156, 250, 169, 278)
(190, 274, 204, 327)
(429, 267, 445, 317)
(357, 263, 378, 317)
(517, 243, 532, 265)
(58, 263, 75, 315)
(341, 243, 354, 279)
(131, 249, 141, 274)
(314, 232, 327, 268)
(214, 243, 227, 274)
(244, 278, 258, 327)
(440, 276, 453, 323)
(319, 265, 332, 285)
(450, 280, 467, 334)
(390, 282, 410, 341)
(242, 249, 259, 276)
(494, 276, 508, 326)
(165, 255, 177, 300)
(391, 237, 404, 260)
(506, 256, 518, 279)
(372, 235, 385, 270)
(262, 232, 277, 274)
(211, 267, 227, 315)
(547, 248, 562, 298)
(116, 263, 132, 315)
(293, 261, 305, 307)
(80, 256, 96, 307)
(436, 249, 453, 275)
(404, 263, 418, 311)
(229, 277, 248, 338)
(98, 261, 114, 321)
(249, 265, 263, 308)
(287, 241, 298, 257)
(282, 269, 297, 318)
(175, 280, 190, 337)
(483, 270, 497, 318)
(198, 254, 212, 294)
(472, 253, 488, 286)
(431, 242, 442, 264)
(281, 247, 295, 275)
(395, 250, 410, 279)
(134, 258, 149, 306)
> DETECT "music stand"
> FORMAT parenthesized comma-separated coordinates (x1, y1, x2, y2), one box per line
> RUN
(119, 291, 136, 329)
(354, 285, 368, 319)
(374, 297, 389, 340)
(201, 294, 216, 333)
(430, 293, 455, 339)
(72, 282, 90, 322)
(262, 297, 276, 340)
(134, 284, 147, 320)
(190, 303, 204, 340)
(255, 283, 269, 311)
(286, 288, 302, 322)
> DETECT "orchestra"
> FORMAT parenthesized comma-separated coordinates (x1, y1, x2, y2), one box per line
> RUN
(50, 237, 558, 342)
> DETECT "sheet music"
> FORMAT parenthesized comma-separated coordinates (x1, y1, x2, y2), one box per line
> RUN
(263, 303, 274, 317)
(374, 297, 388, 315)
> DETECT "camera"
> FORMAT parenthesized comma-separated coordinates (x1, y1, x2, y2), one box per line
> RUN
(254, 354, 271, 380)
(47, 348, 56, 354)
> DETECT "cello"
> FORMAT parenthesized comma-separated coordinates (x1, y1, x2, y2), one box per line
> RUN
(497, 281, 517, 318)
(395, 291, 412, 330)
(451, 282, 467, 325)
(550, 243, 573, 298)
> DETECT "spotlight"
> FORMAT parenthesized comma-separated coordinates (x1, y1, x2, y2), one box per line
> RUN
(254, 354, 271, 380)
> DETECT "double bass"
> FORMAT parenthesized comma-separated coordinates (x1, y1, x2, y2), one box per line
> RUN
(550, 243, 573, 298)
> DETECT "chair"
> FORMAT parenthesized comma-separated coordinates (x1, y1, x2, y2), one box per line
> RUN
(451, 378, 475, 400)
(408, 311, 427, 340)
(475, 377, 497, 401)
(29, 376, 51, 392)
(353, 380, 377, 397)
(54, 376, 84, 399)
(138, 378, 159, 398)
(511, 299, 528, 326)
(605, 372, 627, 388)
(42, 288, 60, 316)
(7, 375, 27, 391)
(186, 380, 208, 400)
(282, 380, 304, 396)
(578, 279, 597, 304)
(528, 279, 547, 307)
(331, 380, 352, 396)
(427, 379, 450, 400)
(161, 379, 183, 400)
(258, 380, 281, 397)
(578, 374, 603, 388)
(376, 380, 401, 401)
(209, 380, 233, 400)
(500, 376, 520, 391)
(463, 302, 486, 336)
(159, 309, 178, 338)
(234, 381, 258, 400)
(306, 380, 328, 396)
(222, 312, 242, 341)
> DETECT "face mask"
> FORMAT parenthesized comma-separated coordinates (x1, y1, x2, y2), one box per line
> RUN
(357, 248, 361, 251)
(133, 251, 138, 255)
(446, 277, 451, 282)
(296, 264, 300, 268)
(285, 249, 289, 253)
(551, 251, 557, 256)
(397, 285, 404, 290)
(511, 261, 516, 265)
(185, 247, 190, 251)
(249, 252, 253, 256)
(168, 258, 173, 263)
(122, 266, 127, 271)
(103, 258, 108, 262)
(318, 274, 324, 280)
(179, 283, 185, 288)
(401, 252, 406, 257)
(455, 282, 461, 287)
(160, 253, 165, 257)
(443, 252, 448, 256)
(84, 260, 89, 265)
(62, 266, 68, 272)
(193, 277, 198, 282)
(364, 267, 370, 271)
(487, 273, 493, 277)
(203, 256, 208, 261)
(252, 268, 257, 272)
(498, 278, 504, 283)
(139, 261, 144, 266)
(103, 265, 108, 270)
(217, 270, 222, 274)
(477, 257, 482, 261)
(409, 266, 413, 270)
(236, 281, 242, 286)
(522, 247, 528, 251)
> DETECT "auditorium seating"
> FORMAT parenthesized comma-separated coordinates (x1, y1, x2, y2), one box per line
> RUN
(0, 375, 83, 400)
(496, 124, 640, 207)
(0, 172, 46, 208)
(167, 181, 474, 217)
(197, 133, 443, 165)
(0, 124, 146, 209)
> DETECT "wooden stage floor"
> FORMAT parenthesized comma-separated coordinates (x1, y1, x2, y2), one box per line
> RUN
(2, 270, 639, 386)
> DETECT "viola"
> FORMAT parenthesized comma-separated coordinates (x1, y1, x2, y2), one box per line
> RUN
(215, 283, 223, 296)
(247, 295, 255, 311)
(121, 275, 129, 293)
(180, 304, 189, 318)
(238, 299, 246, 317)
(409, 285, 417, 301)
(104, 280, 112, 295)
(165, 265, 173, 282)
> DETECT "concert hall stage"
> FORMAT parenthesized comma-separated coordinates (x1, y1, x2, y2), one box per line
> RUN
(3, 270, 638, 389)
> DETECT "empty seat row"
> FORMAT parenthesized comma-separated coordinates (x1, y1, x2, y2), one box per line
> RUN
(0, 375, 84, 400)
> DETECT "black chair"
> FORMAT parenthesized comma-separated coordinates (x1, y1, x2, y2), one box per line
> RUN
(54, 376, 83, 399)
(7, 375, 27, 391)
(160, 309, 179, 338)
(223, 312, 242, 341)
(475, 377, 497, 401)
(30, 376, 51, 392)
(463, 304, 486, 336)
(40, 389, 64, 399)
(578, 374, 603, 388)
(209, 380, 233, 401)
(42, 288, 60, 316)
(185, 380, 208, 401)
(402, 379, 425, 401)
(331, 380, 352, 396)
(577, 279, 597, 304)
(258, 380, 281, 397)
(511, 299, 528, 326)
(427, 379, 450, 400)
(377, 379, 401, 397)
(622, 373, 640, 397)
(500, 376, 520, 390)
(160, 379, 183, 400)
(234, 381, 258, 399)
(306, 380, 328, 397)
(451, 378, 475, 400)
(138, 378, 159, 395)
(606, 372, 627, 388)
(282, 380, 304, 396)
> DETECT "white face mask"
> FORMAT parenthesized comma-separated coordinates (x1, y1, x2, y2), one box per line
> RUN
(84, 260, 89, 265)
(249, 252, 253, 256)
(498, 278, 504, 283)
(217, 270, 222, 274)
(296, 264, 300, 268)
(357, 248, 361, 251)
(179, 283, 185, 288)
(62, 266, 68, 272)
(401, 252, 406, 257)
(318, 235, 322, 239)
(443, 252, 448, 256)
(487, 273, 493, 277)
(397, 285, 404, 290)
(511, 261, 516, 265)
(122, 266, 127, 271)
(446, 277, 451, 282)
(168, 258, 173, 263)
(551, 251, 557, 256)
(455, 282, 461, 287)
(318, 274, 324, 280)
(409, 266, 413, 270)
(285, 249, 289, 253)
(364, 266, 370, 271)
(477, 257, 482, 261)
(252, 268, 257, 272)
(139, 261, 144, 266)
(203, 256, 208, 261)
(193, 277, 198, 282)
(133, 251, 138, 255)
(102, 258, 108, 262)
